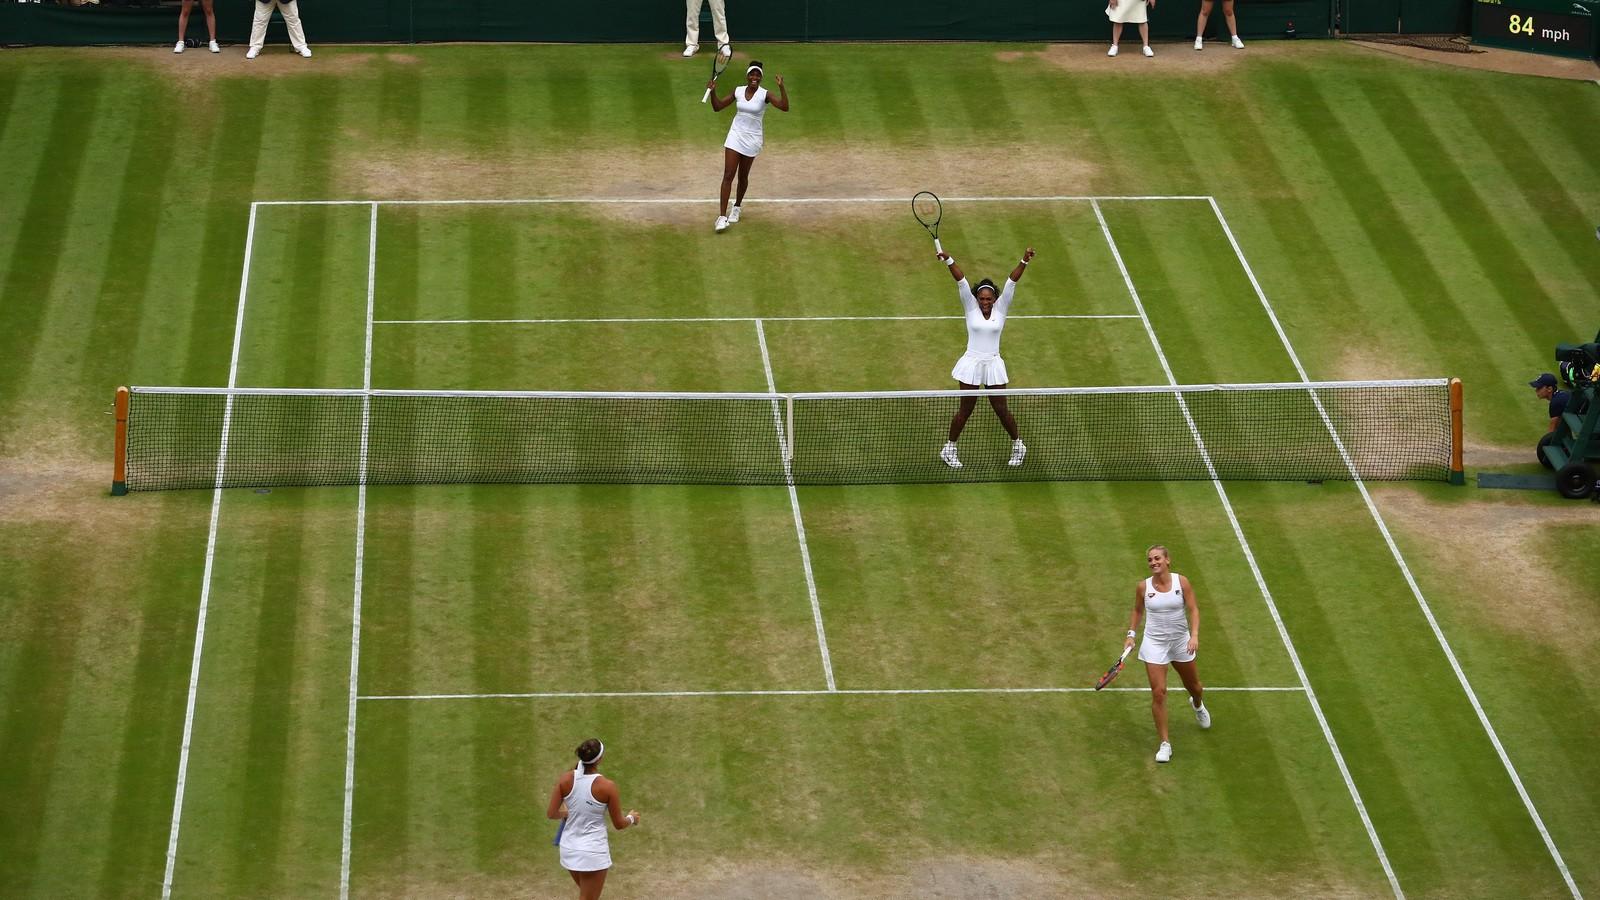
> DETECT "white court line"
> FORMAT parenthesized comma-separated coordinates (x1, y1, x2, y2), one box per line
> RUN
(1207, 199, 1581, 899)
(338, 202, 379, 900)
(755, 319, 836, 691)
(160, 203, 260, 900)
(252, 195, 1213, 207)
(374, 314, 1139, 325)
(360, 685, 1306, 701)
(1093, 200, 1404, 899)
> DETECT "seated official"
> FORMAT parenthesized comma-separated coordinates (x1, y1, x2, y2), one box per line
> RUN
(1529, 373, 1571, 433)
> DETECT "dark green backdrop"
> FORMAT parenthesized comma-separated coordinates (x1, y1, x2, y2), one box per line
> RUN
(1, 0, 1360, 46)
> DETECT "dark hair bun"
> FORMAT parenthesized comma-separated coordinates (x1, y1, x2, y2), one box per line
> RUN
(749, 59, 764, 69)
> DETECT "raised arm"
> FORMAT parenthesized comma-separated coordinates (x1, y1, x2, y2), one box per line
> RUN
(707, 82, 735, 112)
(1009, 247, 1036, 284)
(936, 250, 964, 283)
(768, 74, 790, 111)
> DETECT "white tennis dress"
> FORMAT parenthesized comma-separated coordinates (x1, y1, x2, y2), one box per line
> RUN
(1138, 574, 1195, 665)
(724, 85, 768, 158)
(558, 770, 612, 872)
(1107, 0, 1149, 24)
(950, 277, 1016, 386)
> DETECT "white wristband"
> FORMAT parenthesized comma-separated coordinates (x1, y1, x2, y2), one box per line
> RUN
(1126, 630, 1137, 639)
(626, 813, 636, 825)
(1020, 258, 1030, 266)
(944, 257, 956, 267)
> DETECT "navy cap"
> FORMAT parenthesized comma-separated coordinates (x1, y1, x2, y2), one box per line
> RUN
(1529, 373, 1558, 389)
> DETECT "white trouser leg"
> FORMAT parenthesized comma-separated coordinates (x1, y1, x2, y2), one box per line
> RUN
(684, 0, 701, 46)
(248, 0, 272, 51)
(708, 0, 729, 46)
(279, 0, 309, 52)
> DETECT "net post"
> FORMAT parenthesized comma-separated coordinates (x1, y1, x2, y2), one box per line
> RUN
(784, 395, 795, 462)
(1448, 377, 1464, 485)
(112, 386, 130, 496)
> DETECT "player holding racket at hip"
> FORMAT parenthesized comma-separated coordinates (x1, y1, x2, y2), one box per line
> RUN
(933, 245, 1034, 469)
(1124, 545, 1210, 763)
(707, 60, 789, 233)
(547, 738, 640, 899)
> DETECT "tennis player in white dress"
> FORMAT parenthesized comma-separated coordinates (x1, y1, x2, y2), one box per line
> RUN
(707, 60, 789, 232)
(1123, 545, 1211, 763)
(546, 739, 640, 899)
(933, 246, 1035, 469)
(1106, 0, 1156, 57)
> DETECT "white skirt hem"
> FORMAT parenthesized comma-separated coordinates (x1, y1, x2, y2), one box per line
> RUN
(559, 846, 613, 872)
(724, 127, 763, 158)
(1138, 634, 1195, 665)
(951, 353, 1009, 386)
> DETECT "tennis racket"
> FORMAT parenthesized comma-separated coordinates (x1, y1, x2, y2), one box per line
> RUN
(912, 190, 943, 254)
(1094, 645, 1134, 691)
(701, 43, 733, 103)
(552, 818, 565, 847)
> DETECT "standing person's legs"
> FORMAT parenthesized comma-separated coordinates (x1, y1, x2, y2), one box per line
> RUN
(708, 0, 730, 47)
(279, 0, 309, 53)
(248, 0, 272, 53)
(1172, 658, 1204, 710)
(685, 0, 702, 49)
(1111, 21, 1124, 46)
(734, 153, 753, 208)
(718, 148, 740, 217)
(986, 391, 1020, 440)
(200, 0, 217, 42)
(576, 869, 608, 900)
(948, 386, 980, 441)
(1196, 0, 1214, 38)
(1138, 22, 1150, 48)
(1221, 0, 1240, 38)
(1145, 662, 1170, 743)
(178, 0, 194, 44)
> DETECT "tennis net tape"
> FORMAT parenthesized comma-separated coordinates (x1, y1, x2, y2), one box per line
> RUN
(120, 380, 1455, 491)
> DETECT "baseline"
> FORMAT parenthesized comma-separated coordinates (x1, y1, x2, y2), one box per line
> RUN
(375, 314, 1139, 325)
(1208, 198, 1581, 899)
(1093, 200, 1404, 898)
(253, 195, 1214, 207)
(360, 685, 1307, 701)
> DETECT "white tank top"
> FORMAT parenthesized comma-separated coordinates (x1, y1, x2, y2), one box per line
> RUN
(560, 770, 610, 856)
(1143, 573, 1189, 640)
(730, 86, 768, 136)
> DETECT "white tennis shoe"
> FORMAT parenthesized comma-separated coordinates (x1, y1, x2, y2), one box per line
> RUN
(1142, 45, 1155, 57)
(683, 44, 697, 57)
(714, 216, 729, 233)
(728, 205, 741, 224)
(298, 46, 313, 58)
(1155, 741, 1172, 763)
(1232, 35, 1245, 48)
(939, 443, 962, 468)
(1193, 702, 1211, 729)
(1107, 44, 1119, 57)
(1008, 439, 1027, 467)
(174, 41, 185, 53)
(210, 40, 220, 53)
(245, 46, 260, 59)
(1194, 36, 1204, 50)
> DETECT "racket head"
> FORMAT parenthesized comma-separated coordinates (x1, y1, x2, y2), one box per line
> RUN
(711, 43, 733, 78)
(1093, 645, 1134, 691)
(912, 191, 942, 236)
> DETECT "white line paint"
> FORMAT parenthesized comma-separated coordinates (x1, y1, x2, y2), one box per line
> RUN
(160, 203, 261, 899)
(338, 202, 379, 900)
(1094, 200, 1404, 899)
(755, 319, 836, 691)
(360, 685, 1307, 701)
(1207, 198, 1581, 899)
(372, 314, 1140, 325)
(252, 195, 1214, 207)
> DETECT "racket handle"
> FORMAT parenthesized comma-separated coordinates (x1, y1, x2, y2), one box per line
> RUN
(701, 87, 712, 103)
(934, 238, 943, 254)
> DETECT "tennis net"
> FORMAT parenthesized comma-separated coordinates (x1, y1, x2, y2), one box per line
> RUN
(113, 379, 1462, 492)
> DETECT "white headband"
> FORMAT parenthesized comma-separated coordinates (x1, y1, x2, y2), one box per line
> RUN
(577, 741, 604, 770)
(746, 64, 763, 75)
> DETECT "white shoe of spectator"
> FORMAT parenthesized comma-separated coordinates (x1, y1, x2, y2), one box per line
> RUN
(299, 47, 313, 58)
(1194, 36, 1203, 50)
(715, 215, 729, 233)
(728, 205, 741, 224)
(245, 46, 260, 59)
(1107, 44, 1118, 57)
(683, 44, 697, 57)
(174, 41, 185, 54)
(1142, 45, 1154, 57)
(1232, 35, 1245, 48)
(210, 40, 220, 53)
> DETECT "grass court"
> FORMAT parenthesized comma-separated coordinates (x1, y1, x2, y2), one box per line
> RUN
(0, 40, 1598, 898)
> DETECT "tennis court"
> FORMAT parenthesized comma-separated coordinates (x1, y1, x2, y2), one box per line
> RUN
(2, 40, 1596, 900)
(142, 194, 1566, 897)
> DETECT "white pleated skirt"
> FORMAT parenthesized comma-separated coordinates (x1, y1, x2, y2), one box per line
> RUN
(951, 352, 1009, 387)
(559, 843, 612, 873)
(724, 126, 763, 158)
(1138, 633, 1196, 665)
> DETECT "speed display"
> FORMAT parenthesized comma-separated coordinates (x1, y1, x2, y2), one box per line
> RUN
(1473, 0, 1597, 58)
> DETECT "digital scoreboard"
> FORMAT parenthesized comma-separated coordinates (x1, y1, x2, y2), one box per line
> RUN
(1474, 0, 1597, 59)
